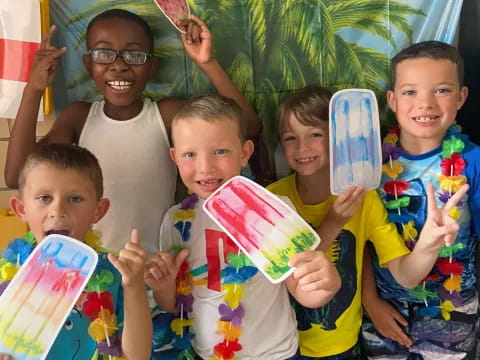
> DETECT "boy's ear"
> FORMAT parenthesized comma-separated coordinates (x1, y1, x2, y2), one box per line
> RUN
(10, 196, 28, 223)
(386, 90, 397, 113)
(93, 198, 110, 224)
(241, 140, 255, 167)
(457, 86, 468, 110)
(169, 147, 178, 165)
(82, 54, 92, 74)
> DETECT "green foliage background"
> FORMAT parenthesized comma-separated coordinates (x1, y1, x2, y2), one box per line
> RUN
(62, 0, 425, 178)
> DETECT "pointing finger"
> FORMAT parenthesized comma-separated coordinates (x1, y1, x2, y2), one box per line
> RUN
(175, 248, 190, 269)
(130, 228, 140, 245)
(426, 182, 437, 215)
(41, 25, 57, 50)
(443, 184, 469, 214)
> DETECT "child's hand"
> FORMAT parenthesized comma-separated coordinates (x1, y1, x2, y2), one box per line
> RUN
(286, 250, 341, 308)
(108, 229, 146, 288)
(420, 182, 469, 248)
(289, 250, 340, 292)
(28, 25, 66, 92)
(144, 248, 189, 293)
(364, 298, 412, 348)
(0, 354, 13, 360)
(326, 186, 367, 227)
(181, 15, 213, 65)
(316, 186, 366, 251)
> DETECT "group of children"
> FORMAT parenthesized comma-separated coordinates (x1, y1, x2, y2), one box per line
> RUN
(0, 7, 478, 360)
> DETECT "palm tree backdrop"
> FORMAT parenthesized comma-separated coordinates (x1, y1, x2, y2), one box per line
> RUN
(54, 0, 430, 180)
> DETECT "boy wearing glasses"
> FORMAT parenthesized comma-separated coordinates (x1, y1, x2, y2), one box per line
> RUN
(5, 9, 261, 256)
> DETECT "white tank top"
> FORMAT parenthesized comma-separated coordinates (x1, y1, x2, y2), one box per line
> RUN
(79, 98, 176, 254)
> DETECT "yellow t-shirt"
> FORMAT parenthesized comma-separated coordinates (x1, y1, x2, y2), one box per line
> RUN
(267, 174, 410, 357)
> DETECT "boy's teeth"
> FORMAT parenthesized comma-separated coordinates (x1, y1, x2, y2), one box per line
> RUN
(297, 157, 315, 163)
(199, 180, 220, 185)
(415, 116, 435, 122)
(108, 80, 132, 90)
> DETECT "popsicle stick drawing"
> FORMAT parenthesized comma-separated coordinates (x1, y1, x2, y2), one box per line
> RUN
(152, 0, 190, 33)
(0, 235, 98, 360)
(204, 176, 320, 283)
(329, 89, 382, 195)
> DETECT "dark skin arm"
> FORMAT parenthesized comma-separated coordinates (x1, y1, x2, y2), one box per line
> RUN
(5, 25, 89, 188)
(6, 99, 89, 188)
(159, 15, 261, 138)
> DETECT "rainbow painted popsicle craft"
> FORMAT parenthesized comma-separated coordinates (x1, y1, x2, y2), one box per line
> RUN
(153, 0, 190, 33)
(329, 89, 382, 195)
(204, 176, 320, 283)
(0, 235, 98, 360)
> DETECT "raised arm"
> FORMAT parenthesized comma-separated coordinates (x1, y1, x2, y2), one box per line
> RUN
(108, 229, 152, 360)
(181, 15, 261, 138)
(4, 25, 85, 188)
(315, 186, 367, 251)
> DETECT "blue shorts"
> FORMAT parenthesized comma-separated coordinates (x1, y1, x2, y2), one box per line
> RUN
(361, 294, 479, 359)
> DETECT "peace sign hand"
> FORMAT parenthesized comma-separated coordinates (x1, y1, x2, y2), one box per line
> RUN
(28, 25, 66, 92)
(418, 182, 469, 249)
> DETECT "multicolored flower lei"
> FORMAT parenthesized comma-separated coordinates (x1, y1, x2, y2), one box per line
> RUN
(172, 193, 258, 360)
(382, 124, 467, 320)
(0, 231, 123, 359)
(211, 252, 257, 360)
(171, 193, 198, 360)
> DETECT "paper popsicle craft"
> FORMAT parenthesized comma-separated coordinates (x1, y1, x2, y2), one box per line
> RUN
(0, 235, 98, 360)
(203, 176, 320, 283)
(329, 88, 382, 195)
(153, 0, 190, 33)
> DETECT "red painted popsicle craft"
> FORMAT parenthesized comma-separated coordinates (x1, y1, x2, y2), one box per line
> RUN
(153, 0, 190, 33)
(204, 176, 320, 283)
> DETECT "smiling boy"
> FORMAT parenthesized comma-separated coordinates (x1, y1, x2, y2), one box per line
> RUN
(5, 9, 260, 255)
(362, 41, 480, 359)
(145, 94, 341, 359)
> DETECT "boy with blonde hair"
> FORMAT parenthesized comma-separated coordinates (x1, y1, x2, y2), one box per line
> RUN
(146, 94, 341, 359)
(0, 143, 152, 359)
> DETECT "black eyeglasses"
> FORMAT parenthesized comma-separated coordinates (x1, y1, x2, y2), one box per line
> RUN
(88, 48, 151, 65)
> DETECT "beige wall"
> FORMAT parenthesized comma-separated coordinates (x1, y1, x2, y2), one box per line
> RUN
(0, 115, 55, 210)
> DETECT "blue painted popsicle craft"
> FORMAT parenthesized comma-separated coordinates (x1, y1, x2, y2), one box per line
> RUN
(329, 89, 382, 195)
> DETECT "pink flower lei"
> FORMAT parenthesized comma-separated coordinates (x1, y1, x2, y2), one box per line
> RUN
(382, 124, 467, 319)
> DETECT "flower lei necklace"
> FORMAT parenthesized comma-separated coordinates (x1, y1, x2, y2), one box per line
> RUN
(172, 193, 258, 360)
(0, 231, 124, 359)
(382, 124, 467, 320)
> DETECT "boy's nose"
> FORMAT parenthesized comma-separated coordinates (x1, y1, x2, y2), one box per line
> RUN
(296, 137, 310, 151)
(109, 54, 129, 71)
(198, 155, 214, 174)
(416, 92, 434, 109)
(49, 201, 67, 218)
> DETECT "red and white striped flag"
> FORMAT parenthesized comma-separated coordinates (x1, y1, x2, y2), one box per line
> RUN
(0, 1, 42, 119)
